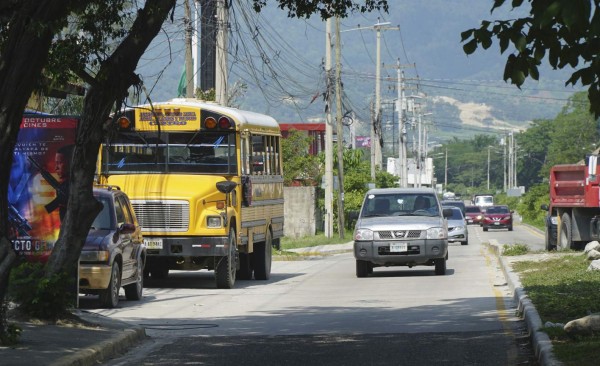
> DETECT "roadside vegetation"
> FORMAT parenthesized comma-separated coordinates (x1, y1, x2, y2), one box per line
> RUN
(510, 253, 600, 365)
(280, 228, 353, 250)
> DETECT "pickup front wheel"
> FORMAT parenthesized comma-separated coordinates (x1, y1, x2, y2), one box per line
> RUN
(435, 257, 447, 275)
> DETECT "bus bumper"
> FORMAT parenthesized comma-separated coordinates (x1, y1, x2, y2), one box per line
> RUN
(144, 236, 230, 258)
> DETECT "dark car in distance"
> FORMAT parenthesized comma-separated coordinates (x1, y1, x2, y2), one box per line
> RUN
(440, 200, 466, 217)
(481, 205, 513, 231)
(78, 186, 146, 308)
(465, 205, 484, 225)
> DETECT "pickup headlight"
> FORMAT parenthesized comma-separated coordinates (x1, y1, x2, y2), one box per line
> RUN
(79, 250, 109, 262)
(426, 227, 447, 239)
(354, 228, 373, 241)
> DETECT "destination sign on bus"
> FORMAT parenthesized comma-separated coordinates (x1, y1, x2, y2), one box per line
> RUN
(135, 106, 200, 131)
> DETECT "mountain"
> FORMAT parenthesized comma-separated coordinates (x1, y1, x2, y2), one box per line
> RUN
(136, 1, 583, 143)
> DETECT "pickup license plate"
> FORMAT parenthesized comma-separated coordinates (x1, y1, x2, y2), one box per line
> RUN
(144, 238, 163, 249)
(390, 243, 407, 252)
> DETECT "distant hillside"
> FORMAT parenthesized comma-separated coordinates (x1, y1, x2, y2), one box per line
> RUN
(137, 1, 583, 142)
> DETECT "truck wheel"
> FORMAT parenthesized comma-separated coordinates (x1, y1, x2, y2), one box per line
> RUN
(545, 225, 557, 251)
(216, 229, 237, 288)
(125, 258, 144, 301)
(356, 260, 369, 278)
(100, 262, 121, 308)
(558, 213, 572, 250)
(435, 257, 447, 275)
(254, 230, 272, 280)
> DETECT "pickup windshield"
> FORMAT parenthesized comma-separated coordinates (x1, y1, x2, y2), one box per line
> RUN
(361, 193, 440, 217)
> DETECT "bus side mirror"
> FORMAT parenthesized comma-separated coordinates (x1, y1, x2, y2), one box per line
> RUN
(216, 181, 237, 194)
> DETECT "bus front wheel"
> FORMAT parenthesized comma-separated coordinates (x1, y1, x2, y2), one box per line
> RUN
(215, 229, 237, 289)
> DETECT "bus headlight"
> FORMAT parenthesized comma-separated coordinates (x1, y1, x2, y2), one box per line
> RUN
(207, 216, 222, 228)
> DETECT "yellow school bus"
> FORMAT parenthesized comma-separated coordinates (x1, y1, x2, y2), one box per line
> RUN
(97, 98, 283, 288)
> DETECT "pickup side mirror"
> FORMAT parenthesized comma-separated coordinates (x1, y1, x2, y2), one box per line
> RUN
(442, 208, 453, 218)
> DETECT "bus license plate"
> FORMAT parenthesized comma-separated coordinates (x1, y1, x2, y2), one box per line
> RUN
(390, 243, 407, 252)
(144, 238, 163, 249)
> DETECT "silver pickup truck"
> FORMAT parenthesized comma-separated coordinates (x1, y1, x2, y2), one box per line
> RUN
(353, 187, 452, 277)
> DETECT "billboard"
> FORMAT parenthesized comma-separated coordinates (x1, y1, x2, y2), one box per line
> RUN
(9, 115, 78, 262)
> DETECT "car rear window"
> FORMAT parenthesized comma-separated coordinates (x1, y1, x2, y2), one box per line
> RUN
(486, 206, 509, 214)
(446, 208, 463, 219)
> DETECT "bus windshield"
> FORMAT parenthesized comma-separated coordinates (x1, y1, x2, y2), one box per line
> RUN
(102, 131, 237, 174)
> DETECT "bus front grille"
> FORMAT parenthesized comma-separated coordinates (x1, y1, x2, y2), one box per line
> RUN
(131, 201, 189, 232)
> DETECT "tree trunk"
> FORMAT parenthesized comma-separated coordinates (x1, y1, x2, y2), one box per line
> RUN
(0, 0, 75, 342)
(44, 0, 177, 280)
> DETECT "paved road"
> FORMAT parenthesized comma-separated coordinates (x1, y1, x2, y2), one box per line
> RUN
(84, 222, 539, 365)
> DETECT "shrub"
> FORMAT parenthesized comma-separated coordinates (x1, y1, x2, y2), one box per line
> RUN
(8, 262, 76, 320)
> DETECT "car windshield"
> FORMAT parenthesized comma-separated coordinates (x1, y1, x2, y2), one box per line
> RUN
(361, 193, 439, 217)
(91, 196, 112, 230)
(465, 206, 481, 213)
(476, 196, 493, 204)
(486, 206, 509, 214)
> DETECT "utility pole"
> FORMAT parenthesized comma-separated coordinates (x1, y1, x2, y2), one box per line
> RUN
(487, 146, 491, 190)
(215, 0, 228, 105)
(508, 131, 514, 188)
(444, 147, 448, 191)
(343, 22, 398, 180)
(324, 19, 334, 238)
(503, 134, 507, 192)
(397, 60, 408, 187)
(335, 17, 345, 238)
(374, 24, 382, 176)
(184, 0, 194, 98)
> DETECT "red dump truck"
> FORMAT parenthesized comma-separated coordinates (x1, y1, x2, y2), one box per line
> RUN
(541, 156, 600, 251)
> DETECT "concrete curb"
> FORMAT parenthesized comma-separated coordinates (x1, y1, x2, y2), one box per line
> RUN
(487, 243, 562, 366)
(52, 316, 147, 366)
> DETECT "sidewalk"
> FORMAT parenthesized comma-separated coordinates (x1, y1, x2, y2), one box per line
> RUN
(1, 238, 559, 366)
(1, 310, 146, 366)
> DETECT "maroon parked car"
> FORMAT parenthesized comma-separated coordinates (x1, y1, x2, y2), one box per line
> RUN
(482, 205, 513, 231)
(464, 205, 483, 225)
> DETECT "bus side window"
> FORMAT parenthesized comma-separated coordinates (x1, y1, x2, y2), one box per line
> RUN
(252, 135, 265, 175)
(241, 136, 251, 175)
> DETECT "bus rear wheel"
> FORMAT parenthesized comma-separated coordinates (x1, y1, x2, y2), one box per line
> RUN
(215, 229, 237, 289)
(254, 230, 272, 280)
(237, 252, 253, 280)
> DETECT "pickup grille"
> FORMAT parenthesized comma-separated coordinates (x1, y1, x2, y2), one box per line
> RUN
(131, 200, 189, 232)
(378, 230, 422, 240)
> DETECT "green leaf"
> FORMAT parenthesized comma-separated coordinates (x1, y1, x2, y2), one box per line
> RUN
(460, 29, 474, 42)
(529, 64, 539, 80)
(463, 39, 478, 55)
(492, 0, 507, 12)
(515, 35, 527, 52)
(499, 36, 509, 53)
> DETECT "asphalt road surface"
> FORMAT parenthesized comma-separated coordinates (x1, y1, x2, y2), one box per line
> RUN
(85, 221, 542, 365)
